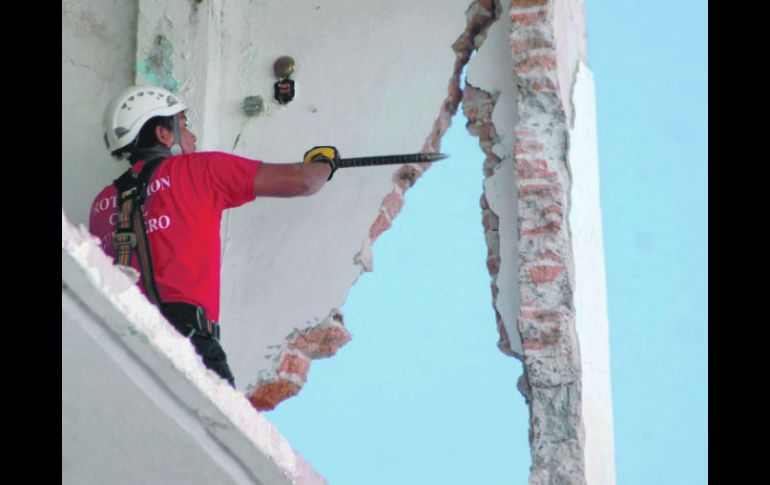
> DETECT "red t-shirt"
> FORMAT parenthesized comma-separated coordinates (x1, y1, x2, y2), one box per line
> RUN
(89, 151, 260, 322)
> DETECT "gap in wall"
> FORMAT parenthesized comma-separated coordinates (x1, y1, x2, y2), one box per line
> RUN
(265, 100, 531, 485)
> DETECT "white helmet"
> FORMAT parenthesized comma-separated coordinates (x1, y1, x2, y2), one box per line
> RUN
(103, 85, 186, 155)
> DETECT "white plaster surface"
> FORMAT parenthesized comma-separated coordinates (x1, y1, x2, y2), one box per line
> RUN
(206, 0, 474, 389)
(554, 0, 589, 128)
(567, 62, 616, 485)
(62, 210, 325, 485)
(466, 11, 523, 357)
(62, 0, 138, 227)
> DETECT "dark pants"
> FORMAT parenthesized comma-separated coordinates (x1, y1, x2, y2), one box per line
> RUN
(160, 302, 236, 387)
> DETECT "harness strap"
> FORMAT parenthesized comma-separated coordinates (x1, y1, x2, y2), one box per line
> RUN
(113, 157, 165, 306)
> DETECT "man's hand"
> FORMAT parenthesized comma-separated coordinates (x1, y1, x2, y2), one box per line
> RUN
(303, 146, 339, 181)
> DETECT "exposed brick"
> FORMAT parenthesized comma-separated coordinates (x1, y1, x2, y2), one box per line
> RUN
(540, 204, 562, 217)
(511, 36, 554, 55)
(477, 0, 495, 10)
(521, 309, 562, 323)
(482, 209, 500, 231)
(522, 220, 561, 236)
(511, 0, 549, 8)
(381, 189, 404, 219)
(247, 380, 301, 411)
(368, 211, 392, 241)
(510, 10, 548, 27)
(393, 164, 422, 190)
(536, 249, 562, 262)
(521, 325, 562, 350)
(289, 325, 352, 359)
(486, 256, 500, 275)
(519, 183, 559, 198)
(515, 159, 557, 180)
(515, 140, 544, 155)
(480, 193, 490, 210)
(483, 156, 502, 177)
(531, 78, 558, 92)
(529, 264, 564, 284)
(278, 352, 311, 382)
(514, 55, 557, 75)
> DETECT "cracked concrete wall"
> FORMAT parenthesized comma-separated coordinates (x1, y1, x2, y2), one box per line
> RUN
(462, 1, 614, 484)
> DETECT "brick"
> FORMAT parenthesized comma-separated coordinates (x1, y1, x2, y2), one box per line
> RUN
(515, 140, 544, 155)
(393, 165, 421, 190)
(510, 10, 548, 27)
(247, 380, 301, 411)
(522, 220, 561, 236)
(540, 205, 562, 217)
(289, 325, 352, 359)
(486, 256, 500, 275)
(368, 211, 392, 241)
(515, 55, 557, 75)
(511, 36, 554, 55)
(511, 0, 549, 8)
(477, 0, 496, 10)
(529, 264, 563, 284)
(536, 249, 562, 262)
(531, 78, 558, 92)
(480, 193, 490, 210)
(278, 352, 311, 382)
(382, 189, 404, 219)
(521, 309, 562, 323)
(482, 209, 500, 231)
(519, 183, 559, 198)
(515, 159, 557, 180)
(521, 325, 562, 350)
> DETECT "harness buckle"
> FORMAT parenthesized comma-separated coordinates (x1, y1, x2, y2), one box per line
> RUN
(113, 231, 137, 248)
(194, 306, 220, 341)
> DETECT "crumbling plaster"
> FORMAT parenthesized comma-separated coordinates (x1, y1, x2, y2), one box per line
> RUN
(461, 1, 613, 484)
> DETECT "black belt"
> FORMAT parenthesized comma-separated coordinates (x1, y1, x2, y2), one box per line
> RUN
(160, 302, 220, 341)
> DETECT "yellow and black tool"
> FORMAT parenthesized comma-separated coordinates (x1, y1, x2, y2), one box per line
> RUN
(304, 148, 449, 168)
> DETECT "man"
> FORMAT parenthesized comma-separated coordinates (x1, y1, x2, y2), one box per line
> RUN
(89, 85, 337, 386)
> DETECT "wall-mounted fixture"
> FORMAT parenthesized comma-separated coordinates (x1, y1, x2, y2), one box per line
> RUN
(242, 95, 265, 117)
(273, 56, 296, 105)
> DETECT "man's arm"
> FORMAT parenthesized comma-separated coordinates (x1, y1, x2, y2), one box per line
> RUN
(252, 162, 332, 198)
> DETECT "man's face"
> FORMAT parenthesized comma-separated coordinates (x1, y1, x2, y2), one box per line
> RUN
(158, 112, 197, 153)
(177, 112, 197, 154)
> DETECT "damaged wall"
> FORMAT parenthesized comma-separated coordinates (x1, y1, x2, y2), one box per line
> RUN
(462, 1, 614, 484)
(62, 0, 613, 483)
(62, 0, 482, 410)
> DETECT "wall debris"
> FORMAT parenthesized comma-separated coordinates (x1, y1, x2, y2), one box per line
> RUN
(247, 309, 351, 411)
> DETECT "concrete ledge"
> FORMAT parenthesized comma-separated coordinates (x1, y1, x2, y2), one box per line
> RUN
(62, 210, 325, 485)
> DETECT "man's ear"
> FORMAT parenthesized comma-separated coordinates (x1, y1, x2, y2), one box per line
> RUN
(155, 125, 172, 148)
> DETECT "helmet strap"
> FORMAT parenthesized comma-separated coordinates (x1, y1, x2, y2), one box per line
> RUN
(169, 114, 183, 155)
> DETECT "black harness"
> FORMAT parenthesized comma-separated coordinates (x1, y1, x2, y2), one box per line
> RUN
(113, 156, 165, 306)
(111, 154, 221, 341)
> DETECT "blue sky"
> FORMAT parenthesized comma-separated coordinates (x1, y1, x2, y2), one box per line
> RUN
(267, 1, 708, 484)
